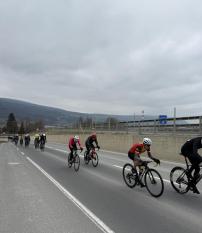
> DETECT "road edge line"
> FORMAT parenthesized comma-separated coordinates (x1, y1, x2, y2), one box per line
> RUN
(26, 156, 114, 233)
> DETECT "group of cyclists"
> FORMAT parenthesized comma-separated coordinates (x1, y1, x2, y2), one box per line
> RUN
(69, 132, 202, 195)
(68, 133, 100, 163)
(11, 129, 202, 195)
(11, 134, 31, 147)
(11, 132, 47, 150)
(34, 133, 47, 149)
(20, 134, 31, 147)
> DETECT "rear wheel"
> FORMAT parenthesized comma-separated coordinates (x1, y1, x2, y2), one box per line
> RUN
(144, 169, 164, 197)
(74, 154, 80, 172)
(92, 152, 99, 167)
(170, 167, 190, 194)
(122, 163, 137, 188)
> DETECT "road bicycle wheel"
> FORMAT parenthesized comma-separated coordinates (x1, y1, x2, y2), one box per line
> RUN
(92, 152, 99, 167)
(84, 151, 89, 165)
(67, 154, 72, 168)
(170, 166, 190, 194)
(144, 169, 164, 197)
(74, 154, 80, 172)
(40, 144, 44, 151)
(122, 163, 138, 188)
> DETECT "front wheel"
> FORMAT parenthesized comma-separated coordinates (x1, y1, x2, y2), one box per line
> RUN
(170, 166, 190, 194)
(144, 169, 164, 197)
(122, 163, 138, 188)
(92, 152, 99, 167)
(74, 154, 80, 172)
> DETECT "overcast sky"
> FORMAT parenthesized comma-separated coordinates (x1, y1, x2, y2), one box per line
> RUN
(0, 0, 202, 117)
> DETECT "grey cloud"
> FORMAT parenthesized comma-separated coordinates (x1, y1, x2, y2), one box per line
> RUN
(0, 0, 202, 116)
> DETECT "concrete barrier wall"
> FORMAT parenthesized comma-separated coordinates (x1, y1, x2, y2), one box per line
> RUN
(47, 132, 201, 162)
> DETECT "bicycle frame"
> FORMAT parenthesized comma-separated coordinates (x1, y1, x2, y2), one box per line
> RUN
(90, 148, 96, 158)
(136, 163, 151, 184)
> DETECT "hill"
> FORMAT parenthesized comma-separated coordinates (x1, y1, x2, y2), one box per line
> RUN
(0, 98, 155, 126)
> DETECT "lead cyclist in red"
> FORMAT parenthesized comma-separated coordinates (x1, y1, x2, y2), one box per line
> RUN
(128, 138, 160, 186)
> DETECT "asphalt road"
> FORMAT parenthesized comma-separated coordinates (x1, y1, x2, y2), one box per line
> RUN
(0, 141, 202, 233)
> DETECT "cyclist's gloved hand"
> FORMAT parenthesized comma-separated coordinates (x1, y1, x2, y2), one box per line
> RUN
(153, 158, 160, 165)
(97, 146, 100, 150)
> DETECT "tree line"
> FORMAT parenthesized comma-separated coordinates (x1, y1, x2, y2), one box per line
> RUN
(0, 113, 44, 134)
(74, 116, 119, 129)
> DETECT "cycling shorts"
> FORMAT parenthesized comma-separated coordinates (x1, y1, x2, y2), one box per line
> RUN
(128, 152, 141, 161)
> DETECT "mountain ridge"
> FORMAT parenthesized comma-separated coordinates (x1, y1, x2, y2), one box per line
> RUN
(0, 98, 156, 126)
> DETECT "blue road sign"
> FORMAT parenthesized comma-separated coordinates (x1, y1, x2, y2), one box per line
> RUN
(159, 115, 167, 125)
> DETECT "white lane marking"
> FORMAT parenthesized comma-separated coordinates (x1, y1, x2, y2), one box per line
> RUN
(113, 165, 171, 183)
(21, 152, 25, 155)
(46, 146, 84, 157)
(47, 146, 66, 153)
(26, 156, 114, 233)
(8, 162, 20, 165)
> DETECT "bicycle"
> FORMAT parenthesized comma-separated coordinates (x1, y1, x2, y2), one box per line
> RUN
(68, 150, 81, 172)
(84, 147, 99, 167)
(122, 161, 164, 197)
(34, 139, 39, 149)
(170, 156, 202, 194)
(25, 139, 30, 148)
(40, 141, 45, 151)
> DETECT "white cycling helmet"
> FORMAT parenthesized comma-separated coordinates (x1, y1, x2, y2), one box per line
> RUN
(74, 135, 79, 142)
(143, 138, 152, 145)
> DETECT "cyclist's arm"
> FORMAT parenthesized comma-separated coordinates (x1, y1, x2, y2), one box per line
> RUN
(147, 151, 160, 164)
(94, 139, 99, 148)
(192, 139, 201, 155)
(77, 140, 83, 150)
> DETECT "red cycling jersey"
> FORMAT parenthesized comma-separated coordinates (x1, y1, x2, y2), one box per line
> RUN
(129, 143, 150, 156)
(68, 137, 82, 150)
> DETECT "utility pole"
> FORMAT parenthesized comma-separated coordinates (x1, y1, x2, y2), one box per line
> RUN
(173, 107, 176, 133)
(134, 112, 136, 130)
(199, 116, 202, 135)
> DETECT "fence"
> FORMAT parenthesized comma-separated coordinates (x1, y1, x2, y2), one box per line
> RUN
(119, 115, 202, 135)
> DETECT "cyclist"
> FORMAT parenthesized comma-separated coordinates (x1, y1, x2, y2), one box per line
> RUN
(24, 133, 31, 146)
(34, 133, 40, 148)
(128, 138, 160, 187)
(68, 135, 83, 162)
(39, 133, 47, 147)
(181, 137, 202, 194)
(85, 133, 100, 159)
(14, 134, 19, 145)
(20, 135, 23, 146)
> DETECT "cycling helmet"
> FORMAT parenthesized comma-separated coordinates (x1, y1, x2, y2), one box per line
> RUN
(91, 132, 97, 138)
(143, 138, 152, 145)
(74, 135, 79, 142)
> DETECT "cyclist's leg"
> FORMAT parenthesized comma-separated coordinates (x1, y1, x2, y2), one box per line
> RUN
(69, 149, 74, 161)
(192, 154, 202, 183)
(128, 152, 145, 187)
(134, 157, 145, 187)
(187, 153, 201, 194)
(85, 143, 90, 156)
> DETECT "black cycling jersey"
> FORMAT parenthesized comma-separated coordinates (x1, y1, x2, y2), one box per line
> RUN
(181, 137, 202, 155)
(85, 136, 98, 148)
